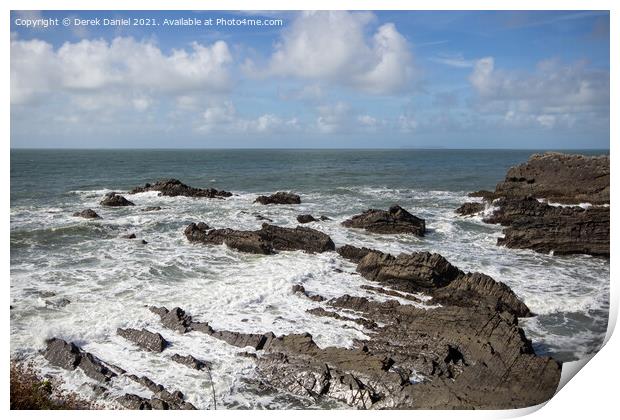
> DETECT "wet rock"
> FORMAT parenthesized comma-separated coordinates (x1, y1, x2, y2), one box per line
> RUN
(319, 215, 332, 221)
(468, 190, 498, 201)
(43, 338, 117, 382)
(73, 209, 102, 219)
(45, 297, 71, 308)
(149, 306, 192, 333)
(254, 192, 301, 205)
(123, 233, 137, 239)
(117, 394, 152, 410)
(291, 284, 325, 302)
(171, 354, 211, 371)
(307, 307, 377, 329)
(297, 214, 318, 224)
(185, 222, 334, 254)
(342, 205, 425, 236)
(100, 192, 135, 207)
(336, 245, 378, 263)
(455, 202, 484, 216)
(141, 206, 162, 212)
(141, 240, 148, 245)
(485, 197, 609, 256)
(130, 179, 232, 199)
(117, 328, 168, 353)
(253, 213, 273, 222)
(259, 223, 335, 253)
(495, 152, 609, 205)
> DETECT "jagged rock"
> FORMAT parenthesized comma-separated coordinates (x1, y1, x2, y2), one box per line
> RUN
(254, 192, 301, 205)
(117, 394, 153, 410)
(130, 179, 232, 199)
(73, 209, 102, 219)
(297, 214, 318, 224)
(336, 245, 378, 263)
(291, 284, 325, 302)
(455, 202, 484, 216)
(142, 206, 162, 212)
(468, 190, 498, 201)
(495, 152, 609, 205)
(117, 328, 168, 352)
(43, 338, 116, 382)
(307, 307, 377, 329)
(486, 197, 609, 256)
(100, 192, 135, 207)
(356, 250, 530, 317)
(185, 223, 334, 254)
(171, 354, 211, 371)
(259, 223, 335, 253)
(149, 306, 192, 333)
(342, 205, 425, 236)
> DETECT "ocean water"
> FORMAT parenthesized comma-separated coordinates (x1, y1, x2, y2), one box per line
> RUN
(10, 149, 610, 409)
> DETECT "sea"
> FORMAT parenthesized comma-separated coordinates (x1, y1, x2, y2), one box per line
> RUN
(10, 148, 610, 409)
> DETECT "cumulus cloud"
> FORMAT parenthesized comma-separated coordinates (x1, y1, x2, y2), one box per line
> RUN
(252, 11, 414, 94)
(468, 56, 609, 129)
(11, 36, 233, 105)
(198, 101, 298, 134)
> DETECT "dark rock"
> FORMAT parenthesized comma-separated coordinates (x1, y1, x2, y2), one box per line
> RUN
(342, 205, 425, 236)
(307, 307, 377, 329)
(117, 328, 168, 352)
(254, 192, 301, 205)
(73, 209, 102, 219)
(253, 213, 273, 222)
(258, 223, 335, 253)
(100, 192, 135, 207)
(185, 222, 334, 254)
(171, 354, 211, 371)
(319, 215, 332, 221)
(468, 190, 498, 201)
(123, 233, 137, 239)
(291, 284, 325, 302)
(141, 240, 148, 245)
(130, 179, 232, 199)
(297, 214, 318, 224)
(43, 338, 117, 382)
(336, 245, 378, 263)
(455, 202, 484, 216)
(117, 394, 152, 410)
(141, 206, 162, 212)
(149, 306, 192, 333)
(495, 152, 609, 205)
(486, 197, 609, 256)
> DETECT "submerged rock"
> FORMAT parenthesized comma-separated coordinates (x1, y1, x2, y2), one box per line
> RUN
(100, 192, 135, 207)
(184, 222, 334, 254)
(254, 192, 301, 205)
(142, 206, 162, 212)
(342, 205, 425, 236)
(130, 179, 231, 199)
(73, 209, 102, 219)
(117, 328, 168, 353)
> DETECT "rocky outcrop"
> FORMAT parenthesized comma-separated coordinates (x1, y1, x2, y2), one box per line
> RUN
(100, 193, 134, 207)
(43, 338, 118, 383)
(130, 179, 231, 199)
(336, 245, 378, 263)
(184, 222, 334, 254)
(455, 202, 484, 216)
(495, 152, 609, 205)
(459, 153, 610, 256)
(355, 250, 531, 317)
(254, 192, 301, 205)
(73, 209, 102, 219)
(117, 328, 168, 353)
(125, 374, 196, 409)
(342, 205, 425, 236)
(171, 354, 211, 371)
(486, 198, 609, 256)
(297, 214, 318, 224)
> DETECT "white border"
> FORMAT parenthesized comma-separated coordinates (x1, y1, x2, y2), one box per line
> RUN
(3, 1, 616, 419)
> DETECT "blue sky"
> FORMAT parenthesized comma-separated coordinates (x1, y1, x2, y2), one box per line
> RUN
(10, 10, 610, 148)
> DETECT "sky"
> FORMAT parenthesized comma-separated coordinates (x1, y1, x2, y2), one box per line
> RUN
(10, 10, 610, 149)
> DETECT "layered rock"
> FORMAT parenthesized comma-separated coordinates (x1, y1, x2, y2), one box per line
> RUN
(130, 179, 231, 199)
(43, 338, 118, 383)
(495, 152, 609, 205)
(342, 205, 425, 236)
(117, 328, 168, 352)
(336, 245, 377, 263)
(454, 202, 484, 216)
(73, 209, 102, 219)
(254, 192, 301, 205)
(100, 193, 134, 207)
(458, 153, 610, 256)
(184, 222, 334, 254)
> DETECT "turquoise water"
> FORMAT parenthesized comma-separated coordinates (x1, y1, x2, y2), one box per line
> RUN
(10, 149, 610, 408)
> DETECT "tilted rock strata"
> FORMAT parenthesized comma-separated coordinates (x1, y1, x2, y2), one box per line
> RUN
(130, 179, 232, 199)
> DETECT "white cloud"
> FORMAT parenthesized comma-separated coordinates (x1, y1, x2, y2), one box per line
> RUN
(430, 53, 474, 68)
(316, 102, 351, 133)
(469, 57, 609, 129)
(253, 11, 413, 94)
(11, 37, 233, 105)
(399, 115, 418, 132)
(198, 101, 297, 134)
